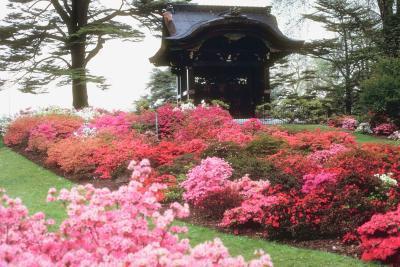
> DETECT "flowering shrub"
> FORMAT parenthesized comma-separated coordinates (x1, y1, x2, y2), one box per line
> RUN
(27, 115, 83, 153)
(89, 112, 134, 135)
(388, 130, 400, 141)
(277, 130, 355, 152)
(0, 115, 12, 136)
(0, 163, 273, 266)
(355, 122, 373, 134)
(241, 119, 266, 135)
(46, 137, 104, 176)
(375, 173, 398, 188)
(301, 170, 340, 193)
(157, 104, 185, 139)
(373, 123, 397, 136)
(182, 157, 233, 207)
(357, 205, 400, 264)
(341, 117, 358, 130)
(3, 116, 42, 146)
(307, 144, 350, 165)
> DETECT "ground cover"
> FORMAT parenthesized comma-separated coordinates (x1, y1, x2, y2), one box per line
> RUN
(0, 138, 378, 266)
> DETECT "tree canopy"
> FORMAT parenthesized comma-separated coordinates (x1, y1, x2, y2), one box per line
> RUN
(0, 0, 183, 108)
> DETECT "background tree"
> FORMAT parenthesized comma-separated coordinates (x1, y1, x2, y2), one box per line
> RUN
(0, 0, 181, 109)
(360, 57, 400, 125)
(303, 0, 379, 114)
(146, 68, 177, 107)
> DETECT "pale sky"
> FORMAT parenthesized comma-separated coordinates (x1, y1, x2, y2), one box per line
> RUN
(0, 0, 326, 116)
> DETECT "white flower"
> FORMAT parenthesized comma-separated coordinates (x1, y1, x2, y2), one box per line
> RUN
(355, 122, 373, 134)
(375, 173, 398, 187)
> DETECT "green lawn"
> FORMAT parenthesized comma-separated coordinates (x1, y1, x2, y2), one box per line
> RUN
(0, 138, 381, 266)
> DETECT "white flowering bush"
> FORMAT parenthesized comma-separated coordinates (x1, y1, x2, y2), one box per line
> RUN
(388, 131, 400, 141)
(73, 123, 98, 138)
(0, 115, 12, 136)
(355, 122, 373, 134)
(375, 173, 398, 188)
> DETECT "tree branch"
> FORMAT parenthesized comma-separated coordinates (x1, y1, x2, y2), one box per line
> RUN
(62, 0, 72, 15)
(85, 35, 105, 65)
(50, 0, 71, 25)
(32, 55, 71, 68)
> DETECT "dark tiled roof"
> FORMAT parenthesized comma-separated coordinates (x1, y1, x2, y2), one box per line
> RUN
(167, 4, 284, 40)
(150, 4, 304, 65)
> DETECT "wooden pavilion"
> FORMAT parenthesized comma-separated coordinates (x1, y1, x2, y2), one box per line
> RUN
(150, 4, 304, 117)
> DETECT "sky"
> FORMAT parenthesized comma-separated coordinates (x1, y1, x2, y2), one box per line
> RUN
(0, 0, 326, 116)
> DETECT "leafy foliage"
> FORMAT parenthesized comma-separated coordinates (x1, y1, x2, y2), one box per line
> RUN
(360, 57, 400, 124)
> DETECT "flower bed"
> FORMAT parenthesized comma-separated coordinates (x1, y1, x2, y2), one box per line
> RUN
(0, 161, 272, 266)
(3, 103, 400, 265)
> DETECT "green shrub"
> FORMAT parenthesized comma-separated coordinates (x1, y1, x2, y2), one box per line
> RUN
(201, 142, 242, 159)
(245, 134, 285, 157)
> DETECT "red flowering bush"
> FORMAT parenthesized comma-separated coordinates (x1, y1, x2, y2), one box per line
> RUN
(284, 130, 355, 152)
(242, 119, 266, 135)
(357, 205, 400, 265)
(46, 137, 104, 176)
(27, 115, 83, 153)
(3, 116, 42, 146)
(157, 104, 185, 139)
(373, 123, 398, 136)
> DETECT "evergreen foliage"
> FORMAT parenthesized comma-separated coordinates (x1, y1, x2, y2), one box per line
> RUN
(0, 0, 185, 109)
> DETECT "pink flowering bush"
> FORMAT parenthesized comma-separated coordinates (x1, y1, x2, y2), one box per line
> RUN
(307, 144, 350, 165)
(181, 157, 233, 206)
(0, 162, 273, 266)
(373, 123, 397, 136)
(89, 112, 134, 135)
(301, 170, 340, 193)
(341, 117, 358, 131)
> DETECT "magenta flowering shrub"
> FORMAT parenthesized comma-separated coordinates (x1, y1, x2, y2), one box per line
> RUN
(373, 123, 397, 136)
(181, 157, 233, 206)
(0, 162, 273, 266)
(89, 112, 133, 135)
(301, 170, 340, 193)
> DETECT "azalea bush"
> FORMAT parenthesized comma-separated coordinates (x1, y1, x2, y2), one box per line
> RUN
(357, 204, 400, 265)
(0, 161, 273, 266)
(373, 123, 397, 136)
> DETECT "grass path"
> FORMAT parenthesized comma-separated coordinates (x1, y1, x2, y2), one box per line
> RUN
(0, 139, 381, 267)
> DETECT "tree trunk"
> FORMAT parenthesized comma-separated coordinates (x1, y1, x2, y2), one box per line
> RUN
(345, 83, 353, 114)
(69, 0, 90, 109)
(71, 44, 88, 109)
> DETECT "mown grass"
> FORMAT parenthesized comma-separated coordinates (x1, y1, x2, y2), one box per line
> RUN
(0, 138, 381, 266)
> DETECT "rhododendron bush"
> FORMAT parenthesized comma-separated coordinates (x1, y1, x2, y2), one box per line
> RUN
(0, 161, 273, 266)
